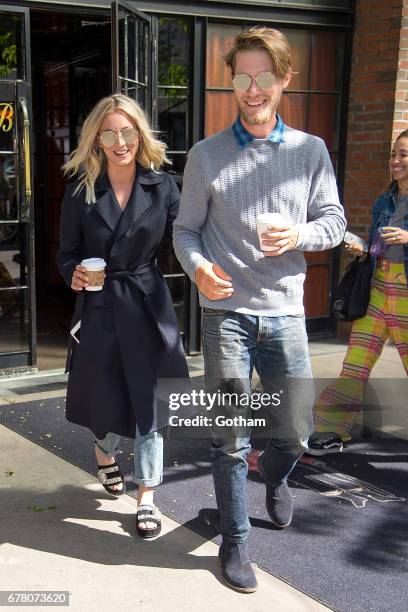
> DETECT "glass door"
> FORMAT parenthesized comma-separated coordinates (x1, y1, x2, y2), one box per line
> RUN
(111, 1, 155, 124)
(0, 5, 35, 370)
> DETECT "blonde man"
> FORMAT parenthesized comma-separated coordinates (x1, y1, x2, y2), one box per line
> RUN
(174, 27, 346, 592)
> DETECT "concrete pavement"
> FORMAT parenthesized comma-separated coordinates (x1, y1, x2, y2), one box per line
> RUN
(1, 426, 329, 612)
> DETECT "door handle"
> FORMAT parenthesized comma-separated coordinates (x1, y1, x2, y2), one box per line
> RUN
(19, 97, 32, 214)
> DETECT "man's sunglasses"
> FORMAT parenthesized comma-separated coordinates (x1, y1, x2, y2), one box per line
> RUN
(99, 127, 139, 147)
(232, 71, 276, 92)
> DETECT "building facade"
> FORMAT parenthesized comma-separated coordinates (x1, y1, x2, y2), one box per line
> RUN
(0, 0, 403, 373)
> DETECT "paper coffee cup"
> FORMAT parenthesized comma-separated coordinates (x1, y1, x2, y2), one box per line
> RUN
(256, 213, 287, 252)
(81, 257, 106, 291)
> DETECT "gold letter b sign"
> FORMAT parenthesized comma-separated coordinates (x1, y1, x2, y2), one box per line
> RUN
(0, 103, 14, 132)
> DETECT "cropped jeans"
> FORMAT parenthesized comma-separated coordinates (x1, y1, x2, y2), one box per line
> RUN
(95, 426, 163, 488)
(202, 309, 314, 543)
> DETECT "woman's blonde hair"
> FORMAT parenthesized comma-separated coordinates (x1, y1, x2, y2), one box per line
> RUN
(224, 27, 293, 80)
(63, 93, 170, 204)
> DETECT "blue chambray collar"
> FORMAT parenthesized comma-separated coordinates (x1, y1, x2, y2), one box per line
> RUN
(231, 113, 286, 149)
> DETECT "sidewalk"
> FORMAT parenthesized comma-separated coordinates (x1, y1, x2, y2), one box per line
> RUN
(0, 339, 406, 611)
(0, 424, 330, 612)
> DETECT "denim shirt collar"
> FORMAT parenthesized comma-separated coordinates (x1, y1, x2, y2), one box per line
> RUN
(381, 182, 399, 214)
(232, 113, 286, 149)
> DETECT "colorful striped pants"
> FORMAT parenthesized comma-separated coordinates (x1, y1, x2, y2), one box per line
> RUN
(313, 260, 408, 440)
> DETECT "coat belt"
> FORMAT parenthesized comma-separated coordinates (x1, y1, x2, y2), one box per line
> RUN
(66, 262, 162, 372)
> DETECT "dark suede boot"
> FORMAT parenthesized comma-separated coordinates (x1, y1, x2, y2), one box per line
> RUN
(257, 457, 294, 528)
(218, 540, 258, 593)
(264, 482, 293, 528)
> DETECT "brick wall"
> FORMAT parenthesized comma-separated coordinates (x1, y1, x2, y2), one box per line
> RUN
(343, 0, 406, 239)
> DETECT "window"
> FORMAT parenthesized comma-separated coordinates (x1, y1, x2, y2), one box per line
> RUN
(205, 23, 345, 169)
(157, 16, 191, 175)
(0, 13, 25, 81)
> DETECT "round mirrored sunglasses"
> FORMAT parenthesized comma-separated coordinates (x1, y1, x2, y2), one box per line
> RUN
(99, 127, 139, 147)
(232, 71, 276, 92)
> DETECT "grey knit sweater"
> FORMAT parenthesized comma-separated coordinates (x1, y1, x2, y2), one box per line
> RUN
(173, 125, 346, 316)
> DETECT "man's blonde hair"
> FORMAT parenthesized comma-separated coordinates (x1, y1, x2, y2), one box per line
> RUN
(225, 27, 293, 79)
(63, 93, 170, 204)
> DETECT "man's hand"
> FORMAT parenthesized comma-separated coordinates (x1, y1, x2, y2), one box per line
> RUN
(261, 225, 299, 257)
(195, 261, 234, 300)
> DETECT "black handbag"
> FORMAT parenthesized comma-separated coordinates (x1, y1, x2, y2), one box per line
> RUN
(332, 256, 372, 322)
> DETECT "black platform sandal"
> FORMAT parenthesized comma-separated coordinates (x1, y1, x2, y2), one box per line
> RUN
(136, 504, 162, 539)
(97, 461, 126, 496)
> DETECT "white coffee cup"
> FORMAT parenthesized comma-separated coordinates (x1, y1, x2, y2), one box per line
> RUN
(256, 213, 288, 252)
(81, 258, 106, 291)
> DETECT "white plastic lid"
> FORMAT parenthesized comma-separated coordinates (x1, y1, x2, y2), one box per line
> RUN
(81, 258, 106, 270)
(256, 213, 286, 223)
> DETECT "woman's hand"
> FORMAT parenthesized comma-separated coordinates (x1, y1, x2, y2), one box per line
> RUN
(380, 226, 408, 246)
(71, 265, 89, 292)
(344, 240, 364, 257)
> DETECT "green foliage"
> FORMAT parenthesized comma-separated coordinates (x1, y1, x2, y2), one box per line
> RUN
(160, 64, 188, 99)
(158, 17, 188, 99)
(0, 31, 17, 78)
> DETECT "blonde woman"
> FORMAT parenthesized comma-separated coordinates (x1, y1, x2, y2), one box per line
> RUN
(58, 94, 188, 538)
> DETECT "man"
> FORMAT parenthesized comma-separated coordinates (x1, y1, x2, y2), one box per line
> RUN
(173, 27, 346, 593)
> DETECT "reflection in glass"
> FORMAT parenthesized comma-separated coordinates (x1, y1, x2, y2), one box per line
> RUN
(309, 94, 338, 150)
(311, 31, 345, 91)
(0, 13, 24, 80)
(0, 288, 29, 352)
(0, 223, 27, 285)
(278, 93, 307, 132)
(158, 17, 190, 174)
(158, 92, 187, 151)
(206, 23, 241, 88)
(283, 30, 310, 91)
(159, 17, 189, 86)
(165, 153, 186, 175)
(205, 92, 237, 138)
(0, 155, 17, 221)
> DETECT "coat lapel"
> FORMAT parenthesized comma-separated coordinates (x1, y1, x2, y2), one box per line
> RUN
(111, 165, 163, 245)
(91, 173, 120, 232)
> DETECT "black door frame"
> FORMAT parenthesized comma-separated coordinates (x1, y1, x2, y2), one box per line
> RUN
(0, 4, 36, 370)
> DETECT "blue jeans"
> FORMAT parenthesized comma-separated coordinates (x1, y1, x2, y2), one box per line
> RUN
(95, 426, 163, 488)
(202, 309, 314, 543)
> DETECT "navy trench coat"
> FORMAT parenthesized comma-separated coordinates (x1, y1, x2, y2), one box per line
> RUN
(58, 166, 189, 438)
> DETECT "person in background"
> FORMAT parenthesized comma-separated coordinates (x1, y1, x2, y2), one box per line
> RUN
(59, 94, 188, 538)
(173, 27, 346, 592)
(308, 130, 408, 455)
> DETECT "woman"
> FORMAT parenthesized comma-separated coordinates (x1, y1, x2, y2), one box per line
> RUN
(308, 130, 408, 455)
(58, 94, 188, 537)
